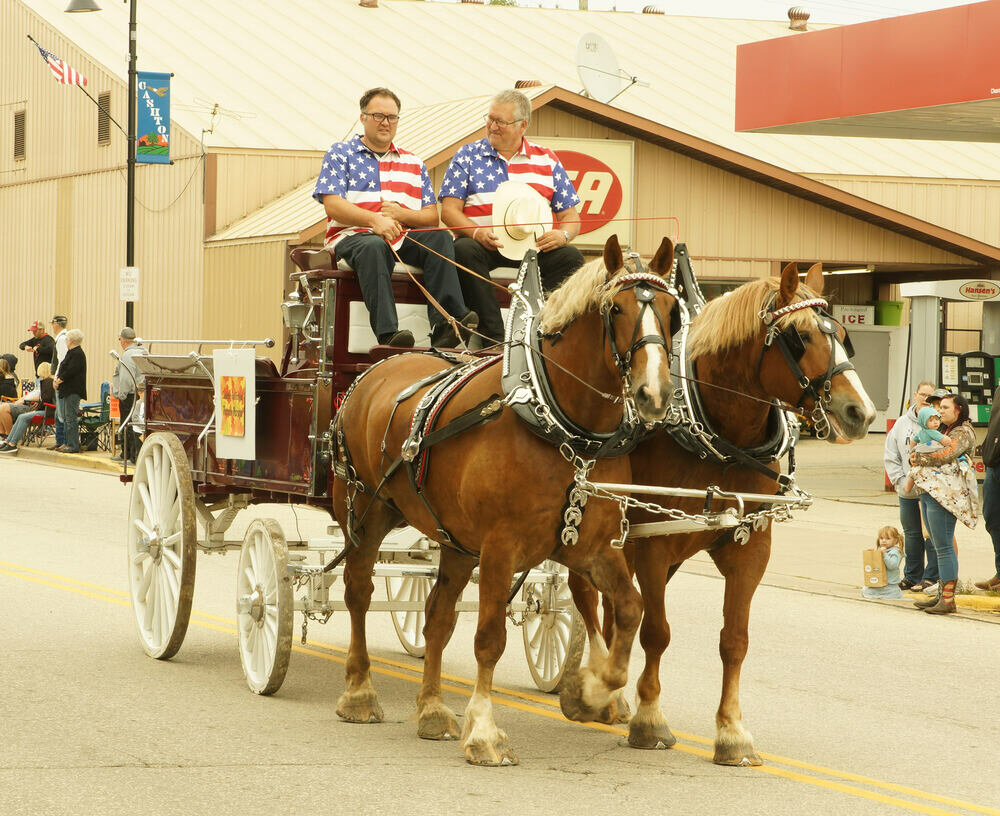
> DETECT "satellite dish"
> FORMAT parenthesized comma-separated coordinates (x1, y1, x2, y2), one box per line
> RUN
(576, 32, 624, 104)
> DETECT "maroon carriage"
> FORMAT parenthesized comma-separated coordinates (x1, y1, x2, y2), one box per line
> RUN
(122, 249, 580, 695)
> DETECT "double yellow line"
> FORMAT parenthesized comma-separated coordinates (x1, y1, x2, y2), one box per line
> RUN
(1, 559, 995, 816)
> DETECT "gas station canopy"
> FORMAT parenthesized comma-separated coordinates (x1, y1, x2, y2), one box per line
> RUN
(735, 1, 1000, 142)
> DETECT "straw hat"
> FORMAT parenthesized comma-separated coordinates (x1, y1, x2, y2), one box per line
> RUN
(492, 181, 553, 261)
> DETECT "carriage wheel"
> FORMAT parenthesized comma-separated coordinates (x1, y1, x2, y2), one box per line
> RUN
(126, 432, 197, 660)
(385, 575, 433, 658)
(237, 519, 293, 695)
(522, 566, 584, 693)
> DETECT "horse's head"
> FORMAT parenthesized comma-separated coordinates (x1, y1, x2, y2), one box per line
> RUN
(759, 263, 876, 442)
(600, 235, 680, 423)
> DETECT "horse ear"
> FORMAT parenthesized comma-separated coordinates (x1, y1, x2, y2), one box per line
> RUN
(603, 234, 624, 281)
(649, 237, 674, 278)
(804, 262, 824, 296)
(777, 262, 800, 308)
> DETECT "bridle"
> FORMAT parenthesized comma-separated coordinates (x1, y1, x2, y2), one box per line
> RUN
(757, 294, 856, 440)
(601, 252, 682, 381)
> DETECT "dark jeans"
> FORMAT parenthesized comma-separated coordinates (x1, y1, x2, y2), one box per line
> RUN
(54, 392, 65, 447)
(899, 496, 938, 584)
(983, 466, 1000, 576)
(62, 392, 82, 452)
(453, 236, 585, 343)
(118, 392, 141, 460)
(919, 492, 959, 583)
(335, 231, 468, 339)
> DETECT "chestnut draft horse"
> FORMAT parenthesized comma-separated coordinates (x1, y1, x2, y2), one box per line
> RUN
(330, 237, 680, 766)
(569, 262, 876, 765)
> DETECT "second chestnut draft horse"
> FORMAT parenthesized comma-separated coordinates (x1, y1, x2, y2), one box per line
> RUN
(569, 262, 876, 765)
(330, 236, 680, 766)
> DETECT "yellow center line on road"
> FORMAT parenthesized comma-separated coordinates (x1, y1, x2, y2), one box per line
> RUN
(2, 560, 996, 816)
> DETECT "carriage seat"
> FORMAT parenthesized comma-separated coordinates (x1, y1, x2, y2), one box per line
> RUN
(289, 246, 516, 354)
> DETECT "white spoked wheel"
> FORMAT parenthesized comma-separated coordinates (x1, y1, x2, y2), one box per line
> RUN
(126, 432, 197, 660)
(385, 575, 433, 658)
(522, 564, 584, 693)
(237, 519, 293, 695)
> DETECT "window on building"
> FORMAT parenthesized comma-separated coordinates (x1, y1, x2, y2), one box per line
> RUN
(98, 92, 111, 144)
(14, 110, 26, 160)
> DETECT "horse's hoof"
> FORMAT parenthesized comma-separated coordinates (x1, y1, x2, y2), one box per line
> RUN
(464, 737, 519, 767)
(596, 691, 632, 725)
(713, 745, 762, 766)
(628, 720, 677, 750)
(558, 673, 595, 723)
(417, 704, 461, 741)
(336, 689, 384, 724)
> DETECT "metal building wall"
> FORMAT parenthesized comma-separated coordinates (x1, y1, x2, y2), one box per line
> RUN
(211, 151, 323, 234)
(2, 3, 205, 398)
(203, 240, 288, 366)
(529, 108, 977, 277)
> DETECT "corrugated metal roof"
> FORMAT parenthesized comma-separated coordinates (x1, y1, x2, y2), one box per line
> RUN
(20, 0, 1000, 179)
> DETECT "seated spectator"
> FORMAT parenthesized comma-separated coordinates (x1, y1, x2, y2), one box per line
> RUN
(0, 357, 17, 400)
(53, 329, 86, 454)
(0, 362, 55, 453)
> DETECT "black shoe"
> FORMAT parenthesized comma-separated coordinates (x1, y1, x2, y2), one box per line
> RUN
(377, 330, 414, 348)
(0, 443, 17, 454)
(430, 320, 460, 349)
(459, 310, 479, 344)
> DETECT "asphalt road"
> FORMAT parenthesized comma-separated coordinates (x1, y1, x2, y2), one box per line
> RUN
(1, 457, 999, 816)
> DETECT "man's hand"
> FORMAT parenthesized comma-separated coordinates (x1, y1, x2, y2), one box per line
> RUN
(536, 229, 568, 253)
(370, 213, 403, 243)
(474, 228, 503, 251)
(380, 201, 408, 223)
(53, 377, 61, 388)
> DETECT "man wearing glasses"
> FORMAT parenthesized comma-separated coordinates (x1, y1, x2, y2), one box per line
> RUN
(884, 381, 941, 589)
(313, 87, 477, 348)
(440, 89, 584, 345)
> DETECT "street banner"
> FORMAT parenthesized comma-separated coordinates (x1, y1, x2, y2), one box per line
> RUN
(136, 71, 170, 165)
(213, 349, 256, 461)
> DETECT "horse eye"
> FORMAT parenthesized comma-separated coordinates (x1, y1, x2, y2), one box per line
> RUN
(610, 304, 622, 315)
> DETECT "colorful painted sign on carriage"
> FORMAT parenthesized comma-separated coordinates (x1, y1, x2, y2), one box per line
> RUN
(220, 376, 246, 438)
(213, 349, 256, 461)
(136, 71, 171, 165)
(542, 138, 634, 249)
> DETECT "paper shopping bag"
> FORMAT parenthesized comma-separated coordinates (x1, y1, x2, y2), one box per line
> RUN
(862, 549, 887, 587)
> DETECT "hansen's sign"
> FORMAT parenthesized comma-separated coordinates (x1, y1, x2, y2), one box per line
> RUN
(900, 279, 1000, 302)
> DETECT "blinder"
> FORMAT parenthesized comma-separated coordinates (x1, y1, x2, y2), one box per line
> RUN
(602, 252, 681, 376)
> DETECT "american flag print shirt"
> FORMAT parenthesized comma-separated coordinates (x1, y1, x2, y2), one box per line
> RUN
(439, 138, 581, 227)
(312, 135, 436, 249)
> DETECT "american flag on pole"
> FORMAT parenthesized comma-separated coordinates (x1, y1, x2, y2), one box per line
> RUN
(32, 40, 88, 86)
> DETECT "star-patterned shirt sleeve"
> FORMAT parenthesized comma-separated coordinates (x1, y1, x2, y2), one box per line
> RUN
(439, 146, 471, 201)
(312, 142, 349, 203)
(550, 159, 581, 213)
(420, 165, 436, 207)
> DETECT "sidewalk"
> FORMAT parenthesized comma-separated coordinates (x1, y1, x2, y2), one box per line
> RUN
(9, 431, 1000, 615)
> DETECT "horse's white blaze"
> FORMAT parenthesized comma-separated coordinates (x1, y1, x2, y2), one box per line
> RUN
(641, 306, 668, 407)
(833, 336, 876, 419)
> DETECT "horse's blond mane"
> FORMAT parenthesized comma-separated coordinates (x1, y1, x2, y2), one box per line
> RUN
(686, 277, 821, 360)
(539, 255, 639, 334)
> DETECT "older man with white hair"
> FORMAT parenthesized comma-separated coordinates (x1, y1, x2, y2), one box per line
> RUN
(440, 88, 584, 344)
(53, 328, 86, 454)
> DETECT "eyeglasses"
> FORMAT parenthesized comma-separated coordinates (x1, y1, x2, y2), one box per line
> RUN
(916, 391, 934, 399)
(484, 114, 524, 128)
(362, 112, 399, 123)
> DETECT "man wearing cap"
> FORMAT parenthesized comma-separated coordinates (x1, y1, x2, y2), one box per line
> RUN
(111, 328, 146, 464)
(440, 88, 584, 345)
(49, 315, 69, 449)
(18, 320, 55, 375)
(312, 87, 477, 349)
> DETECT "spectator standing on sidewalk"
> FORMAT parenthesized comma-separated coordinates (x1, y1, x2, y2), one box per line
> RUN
(19, 320, 55, 375)
(111, 327, 145, 464)
(885, 382, 940, 589)
(49, 315, 69, 449)
(909, 394, 979, 615)
(53, 329, 86, 454)
(977, 392, 1000, 592)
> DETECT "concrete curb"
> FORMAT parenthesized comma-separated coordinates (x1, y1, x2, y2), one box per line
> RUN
(12, 445, 127, 476)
